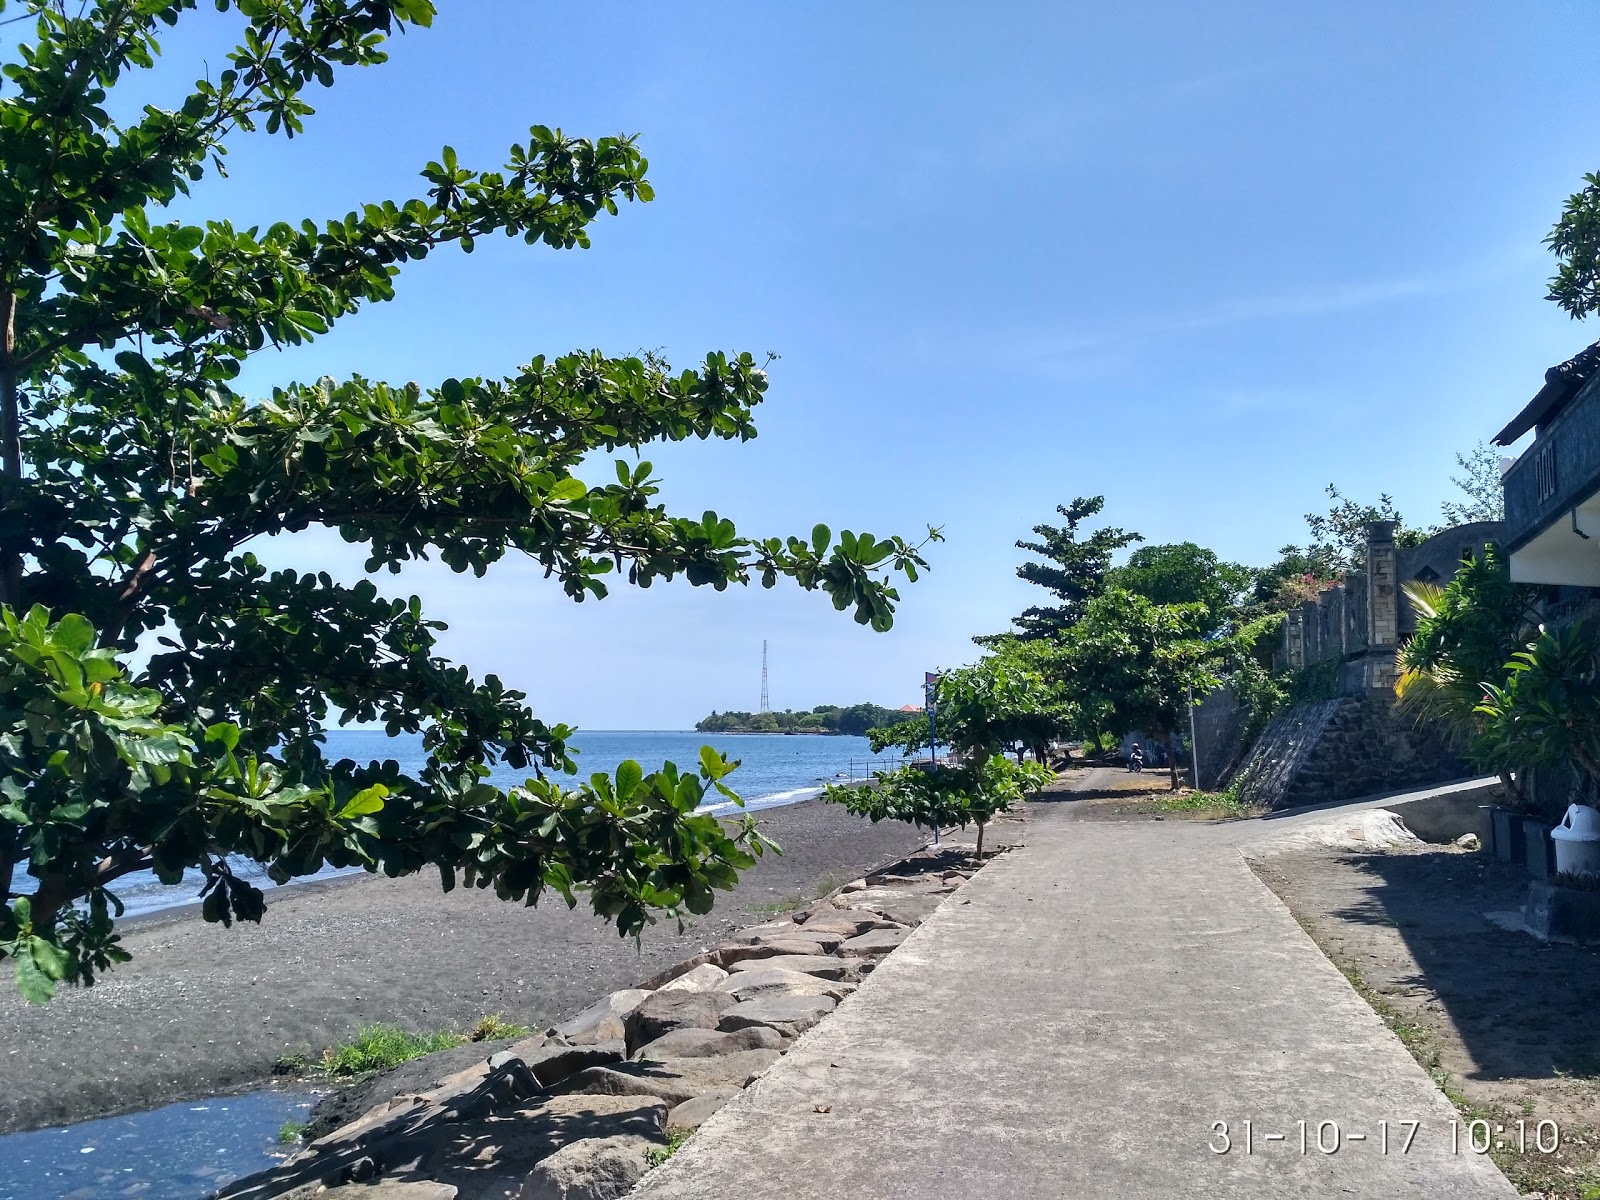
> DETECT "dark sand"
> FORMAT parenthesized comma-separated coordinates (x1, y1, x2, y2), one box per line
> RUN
(0, 798, 925, 1135)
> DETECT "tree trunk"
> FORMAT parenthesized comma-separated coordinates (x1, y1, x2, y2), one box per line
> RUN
(1164, 733, 1180, 791)
(0, 289, 19, 609)
(975, 819, 986, 862)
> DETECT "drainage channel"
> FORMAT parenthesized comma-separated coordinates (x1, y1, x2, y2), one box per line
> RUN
(0, 1089, 320, 1200)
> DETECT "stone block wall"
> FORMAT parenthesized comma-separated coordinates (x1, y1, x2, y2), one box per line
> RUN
(1227, 696, 1468, 811)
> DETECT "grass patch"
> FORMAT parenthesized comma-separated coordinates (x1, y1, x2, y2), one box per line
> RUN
(276, 1120, 308, 1145)
(467, 1013, 532, 1042)
(750, 871, 855, 915)
(749, 895, 804, 914)
(647, 1127, 693, 1167)
(319, 1024, 469, 1077)
(1152, 788, 1254, 821)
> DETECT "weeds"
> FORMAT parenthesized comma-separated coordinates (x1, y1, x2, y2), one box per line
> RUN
(647, 1128, 693, 1167)
(1153, 788, 1254, 821)
(467, 1013, 532, 1042)
(276, 1120, 308, 1145)
(319, 1024, 468, 1077)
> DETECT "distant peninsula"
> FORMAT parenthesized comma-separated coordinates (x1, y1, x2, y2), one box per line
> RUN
(695, 703, 911, 736)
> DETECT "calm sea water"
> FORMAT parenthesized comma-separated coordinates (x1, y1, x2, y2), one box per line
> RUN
(106, 730, 888, 919)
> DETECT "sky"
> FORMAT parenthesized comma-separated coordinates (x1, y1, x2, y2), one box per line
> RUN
(53, 1, 1600, 727)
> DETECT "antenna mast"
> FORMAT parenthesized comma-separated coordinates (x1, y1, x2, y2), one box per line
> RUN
(759, 640, 770, 713)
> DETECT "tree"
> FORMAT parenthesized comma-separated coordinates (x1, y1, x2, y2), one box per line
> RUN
(1545, 172, 1600, 317)
(1108, 542, 1250, 636)
(827, 659, 1055, 859)
(1051, 589, 1225, 790)
(0, 1, 936, 1000)
(1397, 545, 1541, 807)
(980, 497, 1140, 643)
(1439, 442, 1506, 527)
(1476, 623, 1600, 810)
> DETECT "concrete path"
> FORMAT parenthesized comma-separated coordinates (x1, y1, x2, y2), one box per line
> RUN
(632, 771, 1516, 1199)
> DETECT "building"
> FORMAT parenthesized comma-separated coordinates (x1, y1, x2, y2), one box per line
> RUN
(1495, 340, 1600, 586)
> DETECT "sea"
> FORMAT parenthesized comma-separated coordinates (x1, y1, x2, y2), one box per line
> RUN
(105, 729, 896, 920)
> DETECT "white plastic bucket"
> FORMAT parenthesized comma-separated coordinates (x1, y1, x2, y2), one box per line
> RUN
(1551, 804, 1600, 878)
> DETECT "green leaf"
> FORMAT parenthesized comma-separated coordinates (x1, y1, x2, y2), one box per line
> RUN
(28, 935, 70, 980)
(337, 785, 388, 819)
(14, 953, 52, 1005)
(811, 524, 831, 554)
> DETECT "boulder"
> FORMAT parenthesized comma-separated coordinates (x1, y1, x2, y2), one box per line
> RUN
(837, 887, 946, 926)
(838, 928, 910, 957)
(551, 1050, 779, 1107)
(769, 928, 843, 954)
(555, 990, 652, 1046)
(716, 966, 853, 1002)
(656, 963, 729, 993)
(522, 1041, 627, 1089)
(666, 1093, 731, 1132)
(623, 989, 736, 1052)
(630, 1026, 784, 1061)
(515, 1134, 655, 1200)
(717, 995, 836, 1037)
(727, 954, 853, 981)
(786, 912, 891, 938)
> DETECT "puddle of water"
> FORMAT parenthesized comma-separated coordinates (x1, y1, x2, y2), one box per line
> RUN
(0, 1090, 319, 1200)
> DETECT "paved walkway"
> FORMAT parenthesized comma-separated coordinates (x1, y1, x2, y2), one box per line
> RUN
(632, 771, 1516, 1199)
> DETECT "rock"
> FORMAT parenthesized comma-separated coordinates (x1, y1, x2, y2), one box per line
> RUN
(839, 878, 869, 893)
(666, 1093, 732, 1132)
(522, 1040, 627, 1088)
(727, 954, 853, 981)
(636, 953, 721, 991)
(716, 966, 854, 1002)
(555, 990, 652, 1045)
(838, 887, 945, 926)
(787, 912, 892, 938)
(623, 990, 736, 1052)
(838, 927, 910, 957)
(657, 963, 729, 993)
(1455, 832, 1482, 851)
(551, 1050, 779, 1108)
(717, 995, 836, 1037)
(631, 1026, 785, 1061)
(516, 1133, 656, 1200)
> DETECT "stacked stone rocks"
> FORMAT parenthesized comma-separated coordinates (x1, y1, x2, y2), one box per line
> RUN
(215, 854, 973, 1200)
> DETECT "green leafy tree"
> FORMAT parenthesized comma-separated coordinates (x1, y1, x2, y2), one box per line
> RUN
(1546, 171, 1600, 317)
(1051, 589, 1226, 790)
(0, 1, 935, 1000)
(979, 497, 1140, 643)
(828, 658, 1055, 858)
(1108, 542, 1250, 636)
(1438, 442, 1506, 527)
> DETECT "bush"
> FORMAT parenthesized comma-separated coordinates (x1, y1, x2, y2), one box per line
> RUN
(319, 1025, 467, 1077)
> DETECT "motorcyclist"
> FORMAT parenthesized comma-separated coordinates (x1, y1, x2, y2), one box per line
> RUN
(1128, 742, 1144, 773)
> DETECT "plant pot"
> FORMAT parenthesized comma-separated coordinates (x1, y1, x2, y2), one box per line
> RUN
(1523, 821, 1556, 880)
(1490, 807, 1526, 866)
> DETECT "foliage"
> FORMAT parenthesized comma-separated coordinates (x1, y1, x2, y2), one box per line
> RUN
(0, 2, 936, 1000)
(867, 714, 929, 755)
(1048, 588, 1225, 789)
(829, 658, 1058, 857)
(1398, 545, 1541, 805)
(980, 497, 1140, 643)
(319, 1024, 467, 1077)
(1254, 484, 1421, 609)
(824, 756, 1052, 859)
(696, 703, 904, 736)
(1153, 788, 1253, 820)
(1546, 171, 1600, 318)
(467, 1013, 531, 1042)
(277, 1120, 308, 1145)
(1439, 442, 1506, 527)
(648, 1127, 694, 1167)
(1476, 623, 1600, 801)
(1107, 542, 1250, 636)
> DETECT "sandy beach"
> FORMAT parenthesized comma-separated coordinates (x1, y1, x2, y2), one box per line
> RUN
(0, 797, 925, 1135)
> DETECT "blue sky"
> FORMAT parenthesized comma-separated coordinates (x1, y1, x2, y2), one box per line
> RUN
(108, 2, 1600, 727)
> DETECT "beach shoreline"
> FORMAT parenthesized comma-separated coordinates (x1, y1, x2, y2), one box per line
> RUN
(0, 798, 926, 1136)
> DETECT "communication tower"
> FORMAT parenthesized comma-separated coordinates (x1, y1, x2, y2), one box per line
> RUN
(759, 640, 770, 713)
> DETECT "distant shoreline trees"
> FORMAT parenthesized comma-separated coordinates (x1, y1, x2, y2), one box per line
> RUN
(696, 703, 906, 736)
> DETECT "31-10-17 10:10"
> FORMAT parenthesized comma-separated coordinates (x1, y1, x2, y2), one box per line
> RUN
(1208, 1119, 1561, 1155)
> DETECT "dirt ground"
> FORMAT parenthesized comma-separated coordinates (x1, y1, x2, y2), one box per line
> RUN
(1254, 843, 1600, 1199)
(0, 797, 926, 1136)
